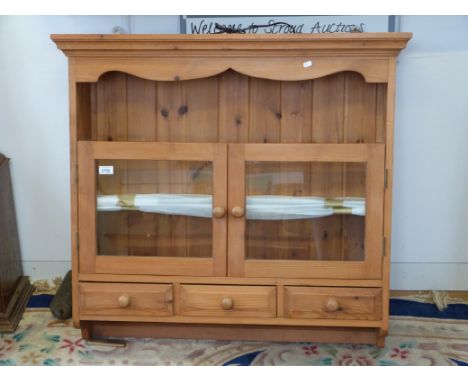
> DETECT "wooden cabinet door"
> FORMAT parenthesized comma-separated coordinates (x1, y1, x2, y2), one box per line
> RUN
(227, 143, 385, 279)
(77, 142, 227, 276)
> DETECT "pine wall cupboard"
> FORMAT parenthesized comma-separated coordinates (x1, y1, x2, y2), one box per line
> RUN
(52, 33, 411, 346)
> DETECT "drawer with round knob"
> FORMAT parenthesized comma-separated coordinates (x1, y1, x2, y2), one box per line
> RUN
(179, 284, 276, 318)
(283, 286, 382, 320)
(79, 282, 173, 319)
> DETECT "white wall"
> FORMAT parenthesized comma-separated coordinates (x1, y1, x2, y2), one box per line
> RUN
(391, 16, 468, 289)
(0, 16, 180, 279)
(0, 16, 467, 289)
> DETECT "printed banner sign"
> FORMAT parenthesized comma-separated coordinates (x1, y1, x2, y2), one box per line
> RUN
(182, 16, 393, 34)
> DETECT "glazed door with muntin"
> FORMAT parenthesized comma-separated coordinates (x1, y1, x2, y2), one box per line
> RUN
(227, 143, 385, 279)
(77, 141, 227, 277)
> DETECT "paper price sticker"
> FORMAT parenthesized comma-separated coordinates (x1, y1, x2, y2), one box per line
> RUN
(98, 166, 114, 175)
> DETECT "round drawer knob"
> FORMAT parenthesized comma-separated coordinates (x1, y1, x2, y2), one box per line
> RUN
(212, 206, 226, 218)
(325, 297, 339, 312)
(221, 297, 234, 310)
(231, 206, 245, 218)
(117, 294, 131, 308)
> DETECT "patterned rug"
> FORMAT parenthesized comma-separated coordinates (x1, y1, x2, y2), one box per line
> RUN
(1, 296, 468, 365)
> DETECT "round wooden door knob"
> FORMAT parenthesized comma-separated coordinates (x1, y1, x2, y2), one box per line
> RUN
(325, 297, 339, 312)
(212, 206, 226, 218)
(231, 206, 245, 218)
(221, 297, 234, 310)
(117, 294, 131, 308)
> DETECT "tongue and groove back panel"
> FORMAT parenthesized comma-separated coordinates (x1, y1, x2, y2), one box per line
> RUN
(76, 70, 387, 262)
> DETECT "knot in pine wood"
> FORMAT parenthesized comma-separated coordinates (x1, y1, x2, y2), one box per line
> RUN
(178, 105, 188, 116)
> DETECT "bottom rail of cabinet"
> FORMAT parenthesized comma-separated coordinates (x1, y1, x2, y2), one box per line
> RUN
(80, 320, 387, 347)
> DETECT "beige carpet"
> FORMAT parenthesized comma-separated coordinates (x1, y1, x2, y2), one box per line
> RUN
(1, 306, 468, 365)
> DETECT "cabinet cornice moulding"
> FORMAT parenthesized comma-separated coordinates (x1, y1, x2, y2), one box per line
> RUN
(51, 33, 412, 57)
(52, 33, 411, 83)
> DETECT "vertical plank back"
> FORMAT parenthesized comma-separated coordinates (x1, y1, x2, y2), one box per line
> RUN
(219, 70, 249, 143)
(95, 72, 129, 256)
(279, 81, 313, 260)
(157, 81, 188, 258)
(185, 77, 219, 258)
(246, 78, 281, 260)
(310, 73, 345, 260)
(126, 76, 157, 256)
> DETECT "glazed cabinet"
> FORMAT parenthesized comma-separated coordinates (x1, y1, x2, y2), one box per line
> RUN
(52, 33, 411, 346)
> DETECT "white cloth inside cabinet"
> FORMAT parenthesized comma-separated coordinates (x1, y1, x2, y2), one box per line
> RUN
(97, 194, 365, 219)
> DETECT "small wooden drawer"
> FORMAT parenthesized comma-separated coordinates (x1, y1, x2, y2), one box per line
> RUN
(284, 287, 382, 320)
(179, 284, 276, 318)
(79, 282, 173, 318)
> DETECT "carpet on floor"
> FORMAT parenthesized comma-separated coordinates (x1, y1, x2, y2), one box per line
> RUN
(0, 295, 467, 365)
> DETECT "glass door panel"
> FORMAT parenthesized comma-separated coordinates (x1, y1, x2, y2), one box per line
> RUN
(228, 144, 385, 279)
(245, 161, 366, 262)
(78, 142, 227, 276)
(96, 159, 213, 258)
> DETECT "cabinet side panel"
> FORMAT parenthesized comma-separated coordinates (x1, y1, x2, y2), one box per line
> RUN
(382, 58, 397, 335)
(247, 78, 281, 260)
(76, 83, 92, 141)
(69, 63, 80, 326)
(375, 83, 387, 144)
(95, 72, 129, 256)
(310, 74, 345, 260)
